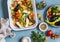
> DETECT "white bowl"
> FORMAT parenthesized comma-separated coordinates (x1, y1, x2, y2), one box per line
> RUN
(39, 22, 48, 32)
(46, 5, 60, 27)
(22, 37, 31, 42)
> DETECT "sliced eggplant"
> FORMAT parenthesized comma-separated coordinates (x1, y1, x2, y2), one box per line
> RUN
(14, 4, 20, 12)
(49, 15, 58, 22)
(16, 22, 23, 28)
(55, 21, 60, 26)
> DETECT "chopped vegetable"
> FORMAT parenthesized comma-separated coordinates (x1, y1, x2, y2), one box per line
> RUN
(39, 17, 43, 21)
(37, 13, 41, 18)
(28, 21, 33, 26)
(11, 0, 35, 28)
(16, 22, 23, 28)
(25, 18, 29, 27)
(30, 12, 34, 19)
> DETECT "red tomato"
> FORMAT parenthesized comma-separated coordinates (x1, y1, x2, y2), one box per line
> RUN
(48, 11, 52, 15)
(54, 35, 59, 38)
(51, 34, 55, 37)
(16, 14, 20, 19)
(11, 4, 15, 7)
(16, 11, 19, 14)
(15, 11, 20, 19)
(47, 30, 53, 36)
(51, 34, 59, 38)
(16, 14, 19, 17)
(48, 15, 52, 19)
(30, 12, 34, 18)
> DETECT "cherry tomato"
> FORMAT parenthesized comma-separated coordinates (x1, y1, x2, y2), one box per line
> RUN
(16, 14, 20, 18)
(51, 34, 59, 39)
(16, 11, 19, 14)
(11, 4, 15, 8)
(54, 35, 59, 38)
(30, 12, 34, 18)
(48, 15, 52, 19)
(48, 11, 52, 15)
(51, 34, 55, 37)
(15, 11, 20, 19)
(47, 30, 53, 36)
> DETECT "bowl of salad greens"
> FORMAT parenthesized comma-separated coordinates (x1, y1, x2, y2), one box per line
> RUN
(36, 1, 46, 10)
(46, 5, 60, 27)
(7, 0, 38, 31)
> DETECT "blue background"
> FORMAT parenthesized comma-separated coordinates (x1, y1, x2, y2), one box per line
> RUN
(0, 0, 60, 42)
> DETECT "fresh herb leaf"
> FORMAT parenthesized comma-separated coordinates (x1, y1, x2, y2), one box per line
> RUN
(31, 31, 45, 42)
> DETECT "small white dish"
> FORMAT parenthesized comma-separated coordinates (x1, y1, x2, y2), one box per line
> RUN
(39, 22, 48, 32)
(22, 37, 31, 42)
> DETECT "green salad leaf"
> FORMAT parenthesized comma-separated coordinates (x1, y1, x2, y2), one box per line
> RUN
(52, 6, 59, 13)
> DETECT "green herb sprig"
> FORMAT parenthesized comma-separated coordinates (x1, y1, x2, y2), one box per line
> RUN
(31, 31, 45, 42)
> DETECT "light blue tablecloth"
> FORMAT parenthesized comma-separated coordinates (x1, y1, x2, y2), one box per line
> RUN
(0, 0, 60, 42)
